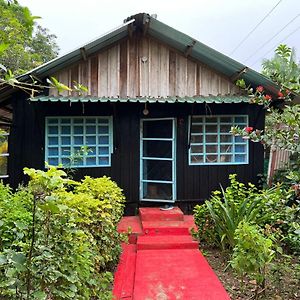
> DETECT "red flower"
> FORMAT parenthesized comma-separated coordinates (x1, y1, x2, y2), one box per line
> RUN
(264, 94, 272, 101)
(245, 126, 253, 134)
(278, 91, 284, 98)
(256, 86, 264, 93)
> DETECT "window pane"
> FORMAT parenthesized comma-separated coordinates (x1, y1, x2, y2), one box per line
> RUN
(86, 126, 96, 134)
(143, 120, 172, 138)
(74, 118, 83, 124)
(220, 144, 232, 153)
(190, 134, 203, 143)
(220, 125, 232, 133)
(61, 147, 71, 156)
(220, 117, 232, 123)
(191, 125, 203, 133)
(48, 119, 58, 124)
(206, 125, 217, 133)
(206, 145, 218, 153)
(235, 116, 247, 123)
(48, 147, 58, 156)
(74, 126, 83, 134)
(220, 135, 232, 143)
(48, 158, 58, 165)
(191, 155, 203, 163)
(235, 145, 246, 153)
(99, 136, 109, 144)
(206, 135, 218, 143)
(48, 126, 58, 134)
(206, 155, 218, 163)
(143, 140, 172, 158)
(235, 136, 244, 143)
(206, 117, 217, 123)
(220, 155, 232, 163)
(86, 157, 96, 165)
(61, 126, 70, 134)
(88, 147, 96, 155)
(86, 118, 96, 124)
(143, 182, 172, 200)
(99, 126, 109, 134)
(190, 145, 203, 154)
(86, 136, 96, 145)
(235, 154, 246, 162)
(74, 136, 83, 145)
(99, 147, 109, 155)
(48, 137, 58, 145)
(99, 157, 109, 166)
(61, 119, 70, 124)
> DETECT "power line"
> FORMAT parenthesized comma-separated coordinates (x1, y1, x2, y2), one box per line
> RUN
(245, 14, 300, 63)
(230, 0, 283, 55)
(249, 25, 300, 67)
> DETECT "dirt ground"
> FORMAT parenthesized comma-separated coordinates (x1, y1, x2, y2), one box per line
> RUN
(203, 246, 300, 300)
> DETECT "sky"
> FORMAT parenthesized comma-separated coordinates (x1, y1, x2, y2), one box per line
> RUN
(18, 0, 300, 72)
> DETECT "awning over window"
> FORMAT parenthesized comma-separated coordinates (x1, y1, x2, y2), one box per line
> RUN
(30, 95, 250, 104)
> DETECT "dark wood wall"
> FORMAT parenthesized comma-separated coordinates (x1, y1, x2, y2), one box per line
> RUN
(8, 96, 265, 215)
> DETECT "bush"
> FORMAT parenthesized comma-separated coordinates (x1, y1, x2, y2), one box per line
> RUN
(0, 166, 125, 299)
(193, 174, 291, 250)
(231, 221, 275, 294)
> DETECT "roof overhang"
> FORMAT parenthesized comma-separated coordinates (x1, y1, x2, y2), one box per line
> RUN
(30, 95, 250, 104)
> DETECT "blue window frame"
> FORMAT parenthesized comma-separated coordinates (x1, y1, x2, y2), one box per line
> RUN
(45, 117, 113, 167)
(189, 115, 249, 165)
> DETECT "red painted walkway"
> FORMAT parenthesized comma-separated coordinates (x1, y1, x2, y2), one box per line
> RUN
(113, 207, 230, 300)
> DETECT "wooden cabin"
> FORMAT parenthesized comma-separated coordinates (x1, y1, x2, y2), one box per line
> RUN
(0, 13, 284, 214)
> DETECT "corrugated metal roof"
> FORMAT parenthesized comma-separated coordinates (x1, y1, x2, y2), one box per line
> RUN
(30, 95, 249, 104)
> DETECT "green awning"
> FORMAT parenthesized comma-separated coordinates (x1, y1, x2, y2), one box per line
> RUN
(30, 95, 249, 104)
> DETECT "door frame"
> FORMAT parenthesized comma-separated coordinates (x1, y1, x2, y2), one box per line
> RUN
(139, 117, 176, 203)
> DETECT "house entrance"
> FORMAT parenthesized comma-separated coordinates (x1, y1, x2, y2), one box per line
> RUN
(140, 118, 176, 203)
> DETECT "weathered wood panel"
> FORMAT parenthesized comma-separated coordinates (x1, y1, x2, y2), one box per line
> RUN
(49, 37, 241, 98)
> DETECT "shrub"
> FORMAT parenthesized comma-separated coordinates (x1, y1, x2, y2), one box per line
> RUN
(194, 174, 289, 250)
(0, 166, 125, 299)
(231, 221, 275, 297)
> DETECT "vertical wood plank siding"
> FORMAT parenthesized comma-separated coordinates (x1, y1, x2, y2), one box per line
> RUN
(50, 37, 240, 98)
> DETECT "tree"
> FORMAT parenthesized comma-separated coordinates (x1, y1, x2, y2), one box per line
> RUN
(233, 44, 300, 153)
(0, 0, 59, 74)
(262, 44, 300, 94)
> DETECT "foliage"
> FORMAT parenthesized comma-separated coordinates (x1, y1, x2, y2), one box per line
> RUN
(231, 221, 275, 297)
(0, 0, 59, 74)
(194, 174, 294, 250)
(0, 166, 125, 299)
(262, 44, 300, 94)
(231, 104, 300, 152)
(234, 44, 300, 154)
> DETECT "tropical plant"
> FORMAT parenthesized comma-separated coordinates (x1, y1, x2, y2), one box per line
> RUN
(231, 221, 275, 299)
(262, 44, 300, 94)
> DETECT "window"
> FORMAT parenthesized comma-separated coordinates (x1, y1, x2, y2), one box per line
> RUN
(189, 115, 248, 165)
(0, 130, 9, 178)
(45, 117, 113, 167)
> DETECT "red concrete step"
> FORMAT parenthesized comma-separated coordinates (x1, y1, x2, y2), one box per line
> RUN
(137, 234, 199, 250)
(133, 249, 230, 300)
(139, 207, 184, 222)
(117, 216, 143, 244)
(112, 243, 136, 300)
(142, 215, 197, 235)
